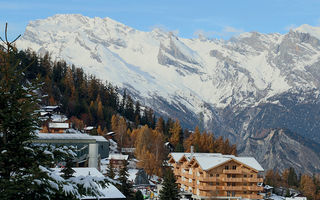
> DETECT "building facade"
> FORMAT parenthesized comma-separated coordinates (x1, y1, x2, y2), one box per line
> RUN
(168, 153, 264, 200)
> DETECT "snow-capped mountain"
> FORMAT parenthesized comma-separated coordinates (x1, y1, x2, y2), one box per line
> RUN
(17, 14, 320, 173)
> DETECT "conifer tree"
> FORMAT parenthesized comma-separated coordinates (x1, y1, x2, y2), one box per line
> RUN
(61, 155, 75, 179)
(134, 190, 144, 200)
(0, 24, 66, 199)
(117, 160, 133, 199)
(159, 168, 179, 200)
(106, 161, 116, 179)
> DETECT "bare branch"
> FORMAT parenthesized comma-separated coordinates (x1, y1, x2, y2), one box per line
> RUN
(10, 34, 21, 44)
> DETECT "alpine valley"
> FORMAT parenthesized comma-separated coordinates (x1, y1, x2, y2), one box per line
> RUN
(16, 14, 320, 174)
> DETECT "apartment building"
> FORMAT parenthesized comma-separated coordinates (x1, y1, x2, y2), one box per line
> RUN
(168, 152, 264, 200)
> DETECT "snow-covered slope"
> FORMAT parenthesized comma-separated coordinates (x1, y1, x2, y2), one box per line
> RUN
(17, 14, 320, 173)
(17, 14, 320, 136)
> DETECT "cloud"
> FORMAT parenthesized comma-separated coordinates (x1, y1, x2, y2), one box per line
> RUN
(194, 26, 244, 40)
(223, 26, 244, 34)
(285, 24, 297, 31)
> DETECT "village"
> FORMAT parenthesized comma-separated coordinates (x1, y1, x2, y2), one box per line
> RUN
(35, 105, 307, 200)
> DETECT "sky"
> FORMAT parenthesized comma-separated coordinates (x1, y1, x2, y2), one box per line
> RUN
(1, 0, 320, 40)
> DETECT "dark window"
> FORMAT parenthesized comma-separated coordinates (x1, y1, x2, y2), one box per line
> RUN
(232, 165, 237, 170)
(216, 174, 219, 177)
(216, 182, 220, 185)
(244, 174, 247, 178)
(232, 174, 236, 178)
(227, 174, 231, 178)
(225, 166, 229, 170)
(232, 191, 236, 196)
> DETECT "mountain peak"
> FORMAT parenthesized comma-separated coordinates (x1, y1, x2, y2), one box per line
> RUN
(294, 24, 320, 40)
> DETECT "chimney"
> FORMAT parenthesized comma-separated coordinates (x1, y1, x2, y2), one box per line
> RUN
(190, 145, 194, 158)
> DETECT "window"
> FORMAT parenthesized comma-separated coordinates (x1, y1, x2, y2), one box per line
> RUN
(244, 174, 247, 178)
(227, 191, 231, 197)
(210, 174, 214, 177)
(197, 172, 200, 177)
(232, 174, 236, 178)
(216, 182, 220, 185)
(250, 174, 253, 178)
(216, 174, 219, 177)
(232, 165, 237, 170)
(225, 165, 229, 170)
(227, 174, 231, 178)
(243, 183, 247, 186)
(244, 191, 247, 194)
(232, 191, 236, 196)
(232, 183, 236, 186)
(227, 183, 231, 186)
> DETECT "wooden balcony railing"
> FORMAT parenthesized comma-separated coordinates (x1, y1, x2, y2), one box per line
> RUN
(242, 177, 264, 182)
(246, 186, 263, 191)
(223, 186, 243, 191)
(221, 177, 243, 182)
(198, 176, 219, 182)
(223, 169, 242, 174)
(184, 173, 195, 179)
(245, 194, 263, 199)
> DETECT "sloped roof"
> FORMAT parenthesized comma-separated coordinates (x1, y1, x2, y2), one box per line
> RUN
(234, 157, 264, 172)
(49, 122, 69, 129)
(169, 152, 264, 172)
(108, 154, 129, 160)
(195, 156, 230, 170)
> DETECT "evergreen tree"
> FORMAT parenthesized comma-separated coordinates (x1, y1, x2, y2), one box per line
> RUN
(159, 168, 179, 200)
(134, 190, 144, 200)
(117, 160, 133, 199)
(288, 167, 298, 187)
(0, 24, 66, 199)
(106, 162, 116, 179)
(61, 155, 75, 179)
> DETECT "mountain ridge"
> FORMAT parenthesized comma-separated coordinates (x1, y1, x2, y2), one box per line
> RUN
(16, 14, 320, 173)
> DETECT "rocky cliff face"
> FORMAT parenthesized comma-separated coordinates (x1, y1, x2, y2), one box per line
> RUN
(16, 14, 320, 173)
(239, 128, 320, 174)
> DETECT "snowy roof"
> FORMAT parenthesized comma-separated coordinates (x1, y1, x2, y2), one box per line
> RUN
(195, 156, 230, 170)
(84, 126, 95, 131)
(169, 152, 264, 172)
(106, 132, 115, 136)
(128, 169, 139, 182)
(51, 114, 68, 122)
(52, 167, 125, 199)
(49, 122, 69, 129)
(90, 136, 108, 142)
(43, 105, 59, 110)
(35, 133, 107, 144)
(108, 154, 129, 160)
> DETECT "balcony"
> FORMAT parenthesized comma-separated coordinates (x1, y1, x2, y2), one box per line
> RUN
(223, 169, 242, 174)
(224, 186, 243, 191)
(245, 194, 263, 199)
(173, 168, 181, 175)
(184, 173, 195, 179)
(198, 176, 219, 182)
(242, 177, 264, 182)
(197, 185, 220, 191)
(222, 177, 242, 182)
(246, 186, 263, 191)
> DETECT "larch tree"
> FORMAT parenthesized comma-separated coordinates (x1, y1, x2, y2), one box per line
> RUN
(169, 120, 182, 147)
